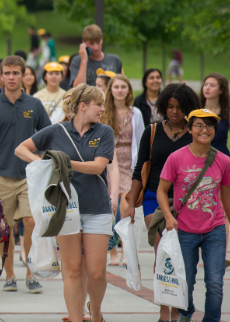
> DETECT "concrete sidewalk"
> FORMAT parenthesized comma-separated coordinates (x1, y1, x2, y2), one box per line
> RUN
(0, 207, 230, 322)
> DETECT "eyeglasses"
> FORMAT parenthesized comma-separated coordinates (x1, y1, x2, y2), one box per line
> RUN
(192, 124, 215, 130)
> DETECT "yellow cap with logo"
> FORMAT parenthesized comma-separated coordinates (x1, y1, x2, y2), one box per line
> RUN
(44, 62, 64, 72)
(58, 55, 70, 64)
(188, 109, 220, 121)
(37, 28, 46, 36)
(96, 68, 116, 79)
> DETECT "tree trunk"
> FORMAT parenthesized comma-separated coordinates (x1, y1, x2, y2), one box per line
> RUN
(143, 41, 147, 74)
(95, 0, 104, 50)
(7, 34, 12, 56)
(200, 52, 205, 83)
(162, 42, 166, 88)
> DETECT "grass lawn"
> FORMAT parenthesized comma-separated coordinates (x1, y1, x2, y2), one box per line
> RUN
(1, 10, 230, 81)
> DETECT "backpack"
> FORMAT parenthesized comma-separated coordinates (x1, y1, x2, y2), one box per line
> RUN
(0, 199, 10, 276)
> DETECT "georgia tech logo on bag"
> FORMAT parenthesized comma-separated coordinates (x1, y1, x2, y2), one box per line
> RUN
(23, 110, 33, 118)
(89, 138, 100, 147)
(164, 257, 174, 275)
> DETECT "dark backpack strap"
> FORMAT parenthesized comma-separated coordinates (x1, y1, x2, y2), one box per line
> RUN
(0, 240, 9, 276)
(176, 146, 217, 214)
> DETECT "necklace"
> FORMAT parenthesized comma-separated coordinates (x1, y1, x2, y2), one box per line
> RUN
(167, 121, 187, 141)
(146, 95, 156, 106)
(189, 144, 209, 158)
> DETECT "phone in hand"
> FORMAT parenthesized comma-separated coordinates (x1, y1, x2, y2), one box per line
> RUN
(86, 47, 91, 57)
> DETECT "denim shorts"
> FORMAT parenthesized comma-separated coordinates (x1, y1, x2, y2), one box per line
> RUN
(80, 213, 113, 235)
(142, 190, 159, 217)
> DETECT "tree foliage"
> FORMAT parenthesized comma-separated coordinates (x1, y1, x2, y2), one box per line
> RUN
(0, 0, 33, 35)
(54, 0, 181, 46)
(169, 0, 230, 54)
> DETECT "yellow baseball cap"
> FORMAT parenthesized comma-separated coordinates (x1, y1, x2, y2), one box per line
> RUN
(96, 68, 116, 79)
(44, 62, 64, 72)
(58, 55, 70, 64)
(188, 109, 220, 121)
(37, 28, 46, 36)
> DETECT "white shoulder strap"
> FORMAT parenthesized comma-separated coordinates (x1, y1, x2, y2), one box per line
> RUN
(59, 123, 107, 186)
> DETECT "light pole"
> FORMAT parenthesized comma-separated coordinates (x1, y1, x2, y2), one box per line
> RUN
(95, 0, 104, 49)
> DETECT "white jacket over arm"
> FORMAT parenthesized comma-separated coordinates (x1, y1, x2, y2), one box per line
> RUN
(131, 107, 145, 170)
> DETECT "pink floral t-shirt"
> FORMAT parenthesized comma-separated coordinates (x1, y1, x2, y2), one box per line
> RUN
(160, 145, 230, 233)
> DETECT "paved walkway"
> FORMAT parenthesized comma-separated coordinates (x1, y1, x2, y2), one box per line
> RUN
(0, 207, 230, 322)
(130, 79, 202, 92)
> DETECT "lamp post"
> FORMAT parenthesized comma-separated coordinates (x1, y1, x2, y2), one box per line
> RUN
(95, 0, 104, 49)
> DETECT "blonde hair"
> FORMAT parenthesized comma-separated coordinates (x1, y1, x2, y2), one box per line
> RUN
(101, 74, 134, 137)
(82, 24, 103, 42)
(62, 88, 76, 115)
(69, 83, 105, 115)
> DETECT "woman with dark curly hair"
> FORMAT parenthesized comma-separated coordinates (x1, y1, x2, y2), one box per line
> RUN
(125, 83, 200, 322)
(134, 68, 163, 127)
(200, 72, 230, 269)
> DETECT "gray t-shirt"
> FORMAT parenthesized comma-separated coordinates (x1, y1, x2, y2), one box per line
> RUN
(32, 120, 114, 215)
(0, 91, 51, 179)
(70, 53, 122, 86)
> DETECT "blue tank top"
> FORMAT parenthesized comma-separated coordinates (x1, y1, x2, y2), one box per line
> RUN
(211, 116, 230, 156)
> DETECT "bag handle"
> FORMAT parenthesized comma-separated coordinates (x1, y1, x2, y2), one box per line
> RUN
(59, 123, 107, 186)
(149, 123, 157, 159)
(176, 146, 217, 215)
(49, 96, 63, 117)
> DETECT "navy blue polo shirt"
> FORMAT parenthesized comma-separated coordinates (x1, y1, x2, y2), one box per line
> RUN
(0, 91, 51, 179)
(32, 120, 114, 215)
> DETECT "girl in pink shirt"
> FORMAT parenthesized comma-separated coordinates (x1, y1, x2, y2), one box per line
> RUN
(157, 109, 230, 322)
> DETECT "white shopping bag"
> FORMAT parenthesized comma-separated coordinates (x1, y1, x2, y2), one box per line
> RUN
(115, 217, 143, 291)
(27, 229, 60, 280)
(154, 228, 188, 310)
(26, 159, 80, 236)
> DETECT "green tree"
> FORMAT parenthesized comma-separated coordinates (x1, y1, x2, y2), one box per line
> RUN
(0, 0, 34, 55)
(55, 0, 182, 83)
(169, 0, 230, 81)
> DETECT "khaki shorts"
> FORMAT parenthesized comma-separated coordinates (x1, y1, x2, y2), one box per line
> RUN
(0, 176, 32, 227)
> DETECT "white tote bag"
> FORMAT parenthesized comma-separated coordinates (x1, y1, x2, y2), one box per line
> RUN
(115, 217, 143, 291)
(26, 159, 80, 236)
(154, 228, 188, 310)
(27, 229, 60, 280)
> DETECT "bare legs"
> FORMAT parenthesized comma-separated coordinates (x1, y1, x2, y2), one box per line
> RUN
(83, 233, 110, 322)
(22, 217, 35, 279)
(56, 233, 83, 322)
(145, 212, 179, 321)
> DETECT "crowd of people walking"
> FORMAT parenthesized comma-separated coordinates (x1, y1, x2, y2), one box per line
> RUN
(0, 22, 230, 322)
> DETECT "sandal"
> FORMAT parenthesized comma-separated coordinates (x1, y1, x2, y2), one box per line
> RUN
(108, 260, 119, 266)
(83, 309, 92, 321)
(87, 302, 105, 322)
(121, 258, 126, 266)
(62, 317, 71, 321)
(87, 301, 91, 315)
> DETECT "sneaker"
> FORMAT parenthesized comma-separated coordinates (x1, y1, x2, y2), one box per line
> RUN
(177, 315, 192, 322)
(3, 277, 18, 291)
(26, 276, 43, 294)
